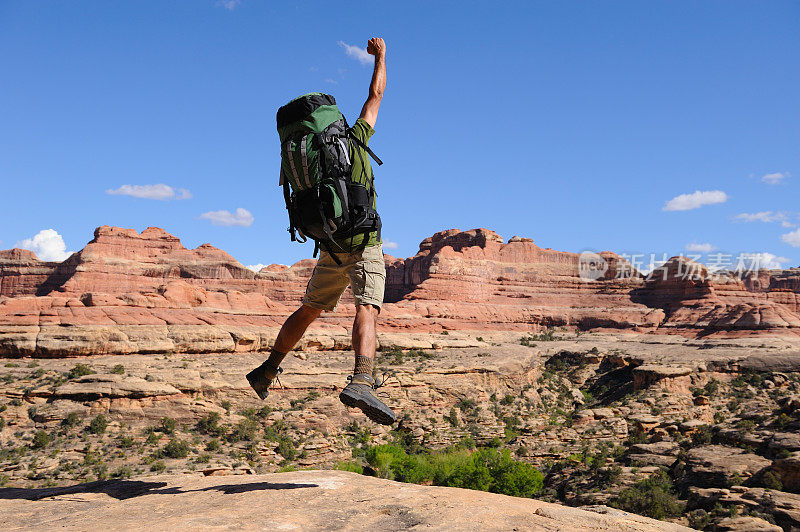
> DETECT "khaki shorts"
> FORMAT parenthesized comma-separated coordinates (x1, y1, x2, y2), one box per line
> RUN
(303, 243, 386, 312)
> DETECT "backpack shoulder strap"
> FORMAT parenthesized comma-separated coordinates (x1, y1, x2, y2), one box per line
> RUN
(347, 130, 383, 166)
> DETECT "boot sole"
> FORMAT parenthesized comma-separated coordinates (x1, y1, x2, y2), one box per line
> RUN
(246, 370, 269, 400)
(339, 390, 395, 425)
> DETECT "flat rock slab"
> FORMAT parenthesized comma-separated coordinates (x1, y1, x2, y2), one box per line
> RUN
(0, 470, 690, 531)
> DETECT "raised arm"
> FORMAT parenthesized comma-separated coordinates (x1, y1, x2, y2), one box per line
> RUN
(359, 37, 386, 128)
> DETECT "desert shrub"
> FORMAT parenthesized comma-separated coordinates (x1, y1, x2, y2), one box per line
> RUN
(67, 364, 95, 380)
(145, 430, 161, 445)
(612, 470, 683, 520)
(31, 430, 50, 449)
(774, 413, 791, 429)
(500, 394, 515, 406)
(335, 461, 364, 474)
(61, 412, 82, 428)
(205, 439, 221, 452)
(704, 380, 720, 395)
(159, 417, 176, 434)
(760, 470, 783, 491)
(627, 428, 648, 445)
(111, 365, 125, 375)
(0, 418, 5, 430)
(364, 445, 543, 498)
(737, 419, 756, 433)
(220, 400, 232, 413)
(444, 408, 459, 427)
(150, 460, 166, 472)
(88, 414, 108, 435)
(691, 425, 713, 445)
(456, 398, 477, 412)
(160, 438, 191, 459)
(111, 465, 133, 478)
(226, 419, 258, 443)
(118, 436, 135, 449)
(687, 509, 711, 530)
(30, 368, 45, 379)
(197, 412, 226, 436)
(275, 436, 296, 460)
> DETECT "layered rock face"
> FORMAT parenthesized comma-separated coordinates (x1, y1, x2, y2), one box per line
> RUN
(633, 257, 800, 335)
(1, 226, 799, 356)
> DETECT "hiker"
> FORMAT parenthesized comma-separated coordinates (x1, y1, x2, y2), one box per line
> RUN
(247, 38, 395, 425)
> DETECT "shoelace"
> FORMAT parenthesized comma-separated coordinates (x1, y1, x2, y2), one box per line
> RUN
(346, 372, 398, 398)
(270, 366, 284, 389)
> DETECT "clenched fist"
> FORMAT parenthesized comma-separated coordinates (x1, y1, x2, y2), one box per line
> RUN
(366, 37, 385, 58)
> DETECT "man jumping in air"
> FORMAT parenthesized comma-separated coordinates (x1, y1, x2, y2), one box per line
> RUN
(247, 38, 395, 425)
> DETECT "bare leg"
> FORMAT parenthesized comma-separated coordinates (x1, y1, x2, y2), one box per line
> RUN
(352, 304, 379, 363)
(274, 304, 323, 354)
(339, 303, 395, 425)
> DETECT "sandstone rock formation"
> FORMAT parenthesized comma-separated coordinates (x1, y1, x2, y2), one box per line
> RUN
(1, 226, 799, 356)
(0, 470, 690, 531)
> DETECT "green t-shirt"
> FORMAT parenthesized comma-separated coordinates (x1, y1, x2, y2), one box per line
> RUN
(334, 118, 380, 250)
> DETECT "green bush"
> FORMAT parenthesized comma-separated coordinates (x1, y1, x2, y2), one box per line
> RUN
(61, 412, 82, 428)
(226, 419, 258, 443)
(364, 445, 543, 498)
(88, 414, 108, 435)
(197, 412, 226, 436)
(111, 365, 125, 375)
(275, 436, 296, 460)
(691, 425, 713, 445)
(31, 430, 50, 449)
(111, 465, 133, 478)
(68, 364, 95, 380)
(0, 418, 5, 430)
(160, 438, 191, 459)
(160, 417, 176, 434)
(760, 470, 783, 491)
(335, 461, 364, 474)
(612, 470, 683, 520)
(150, 460, 166, 472)
(205, 439, 220, 452)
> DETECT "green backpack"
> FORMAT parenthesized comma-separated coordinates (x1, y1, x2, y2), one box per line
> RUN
(276, 93, 382, 261)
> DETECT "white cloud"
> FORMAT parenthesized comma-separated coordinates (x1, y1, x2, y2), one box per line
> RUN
(215, 0, 240, 10)
(16, 229, 74, 262)
(735, 252, 792, 270)
(734, 211, 795, 227)
(686, 242, 716, 253)
(337, 41, 371, 65)
(200, 207, 254, 227)
(782, 228, 800, 247)
(762, 171, 790, 185)
(106, 184, 192, 201)
(735, 211, 786, 223)
(246, 264, 268, 272)
(663, 190, 728, 211)
(324, 78, 338, 85)
(382, 240, 399, 250)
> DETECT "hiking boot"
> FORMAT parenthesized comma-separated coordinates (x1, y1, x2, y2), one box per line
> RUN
(246, 362, 282, 400)
(339, 374, 396, 426)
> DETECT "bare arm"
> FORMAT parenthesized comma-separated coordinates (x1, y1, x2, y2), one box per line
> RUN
(359, 37, 386, 128)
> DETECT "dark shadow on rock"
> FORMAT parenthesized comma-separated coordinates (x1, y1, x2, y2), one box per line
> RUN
(0, 480, 172, 501)
(190, 482, 318, 494)
(0, 479, 318, 501)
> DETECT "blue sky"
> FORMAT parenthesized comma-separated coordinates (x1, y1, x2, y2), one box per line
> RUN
(1, 1, 798, 271)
